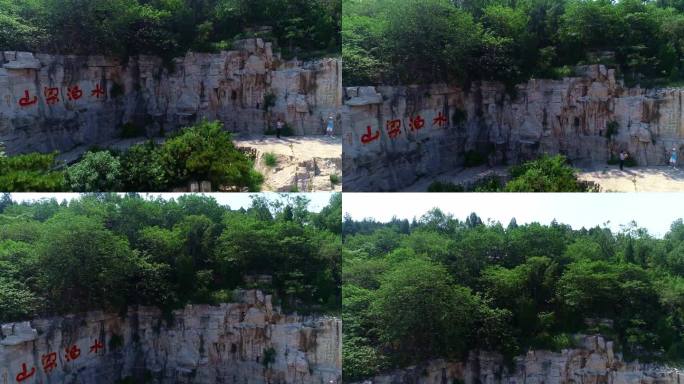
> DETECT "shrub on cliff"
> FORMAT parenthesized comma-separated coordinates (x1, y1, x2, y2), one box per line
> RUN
(0, 152, 65, 192)
(505, 155, 587, 192)
(65, 150, 123, 192)
(119, 141, 168, 191)
(158, 120, 263, 191)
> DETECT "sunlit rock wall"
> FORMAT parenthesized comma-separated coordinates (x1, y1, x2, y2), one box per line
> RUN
(354, 335, 682, 384)
(0, 39, 342, 155)
(0, 290, 341, 384)
(343, 65, 684, 191)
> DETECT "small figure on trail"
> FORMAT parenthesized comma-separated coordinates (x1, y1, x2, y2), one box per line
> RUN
(276, 117, 284, 139)
(326, 114, 335, 138)
(619, 150, 628, 171)
(670, 147, 678, 169)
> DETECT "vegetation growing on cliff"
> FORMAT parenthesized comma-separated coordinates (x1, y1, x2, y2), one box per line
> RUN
(343, 212, 684, 381)
(0, 121, 263, 192)
(428, 155, 593, 192)
(0, 192, 341, 322)
(0, 0, 340, 59)
(343, 0, 684, 87)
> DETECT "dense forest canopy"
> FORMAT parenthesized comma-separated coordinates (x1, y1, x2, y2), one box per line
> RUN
(0, 0, 340, 59)
(343, 0, 684, 87)
(343, 211, 684, 381)
(0, 193, 341, 323)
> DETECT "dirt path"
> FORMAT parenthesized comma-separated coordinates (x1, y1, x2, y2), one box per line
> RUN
(578, 165, 684, 192)
(233, 135, 342, 192)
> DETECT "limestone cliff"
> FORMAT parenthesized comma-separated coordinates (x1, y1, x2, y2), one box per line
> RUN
(342, 66, 684, 191)
(0, 40, 342, 155)
(0, 290, 341, 384)
(354, 335, 682, 384)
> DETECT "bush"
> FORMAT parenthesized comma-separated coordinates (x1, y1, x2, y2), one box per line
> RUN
(263, 152, 278, 167)
(120, 122, 146, 139)
(427, 181, 465, 192)
(263, 94, 277, 111)
(265, 122, 295, 137)
(505, 155, 586, 192)
(330, 174, 340, 185)
(158, 120, 263, 191)
(262, 347, 276, 367)
(608, 154, 637, 167)
(0, 152, 65, 192)
(65, 151, 122, 192)
(119, 142, 168, 191)
(606, 121, 619, 138)
(464, 150, 487, 168)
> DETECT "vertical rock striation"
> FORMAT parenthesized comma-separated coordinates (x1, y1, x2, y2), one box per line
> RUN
(0, 40, 342, 155)
(353, 335, 683, 384)
(0, 290, 341, 384)
(343, 66, 684, 191)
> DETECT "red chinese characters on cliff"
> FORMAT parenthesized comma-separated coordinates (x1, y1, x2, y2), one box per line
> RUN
(360, 126, 380, 144)
(433, 112, 448, 127)
(91, 84, 105, 99)
(409, 115, 425, 131)
(386, 119, 402, 139)
(44, 87, 60, 105)
(90, 339, 104, 354)
(15, 363, 35, 382)
(64, 344, 81, 362)
(41, 352, 58, 373)
(18, 90, 38, 107)
(67, 85, 83, 101)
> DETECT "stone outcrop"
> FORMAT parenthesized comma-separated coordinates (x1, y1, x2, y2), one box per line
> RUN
(0, 290, 341, 384)
(0, 40, 342, 155)
(356, 335, 683, 384)
(342, 66, 684, 191)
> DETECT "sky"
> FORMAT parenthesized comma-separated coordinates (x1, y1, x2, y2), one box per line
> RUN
(343, 193, 684, 237)
(9, 193, 336, 213)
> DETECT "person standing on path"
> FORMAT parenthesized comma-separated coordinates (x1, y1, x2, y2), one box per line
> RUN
(276, 118, 284, 139)
(670, 147, 679, 169)
(619, 151, 627, 171)
(326, 114, 335, 138)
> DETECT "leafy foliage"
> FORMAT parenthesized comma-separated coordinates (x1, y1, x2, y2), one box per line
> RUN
(3, 121, 262, 192)
(0, 0, 340, 59)
(0, 193, 341, 322)
(0, 152, 65, 192)
(344, 0, 684, 87)
(343, 211, 684, 380)
(158, 120, 263, 191)
(65, 151, 123, 192)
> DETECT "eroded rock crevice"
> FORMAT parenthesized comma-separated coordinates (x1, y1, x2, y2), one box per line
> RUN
(343, 65, 684, 191)
(356, 335, 682, 384)
(0, 40, 342, 155)
(0, 290, 341, 384)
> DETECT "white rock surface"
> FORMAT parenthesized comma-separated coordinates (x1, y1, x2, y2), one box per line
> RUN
(343, 65, 684, 191)
(0, 290, 341, 384)
(356, 335, 682, 384)
(0, 40, 342, 155)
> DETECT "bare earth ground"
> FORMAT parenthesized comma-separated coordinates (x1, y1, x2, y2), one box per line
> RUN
(57, 135, 342, 192)
(403, 164, 684, 192)
(233, 135, 342, 192)
(578, 165, 684, 192)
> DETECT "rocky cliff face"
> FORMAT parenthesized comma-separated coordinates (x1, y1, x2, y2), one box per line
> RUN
(0, 40, 342, 155)
(356, 335, 682, 384)
(342, 66, 684, 191)
(0, 290, 341, 384)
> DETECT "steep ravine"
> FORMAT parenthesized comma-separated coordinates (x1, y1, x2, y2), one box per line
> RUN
(0, 290, 341, 384)
(352, 335, 682, 384)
